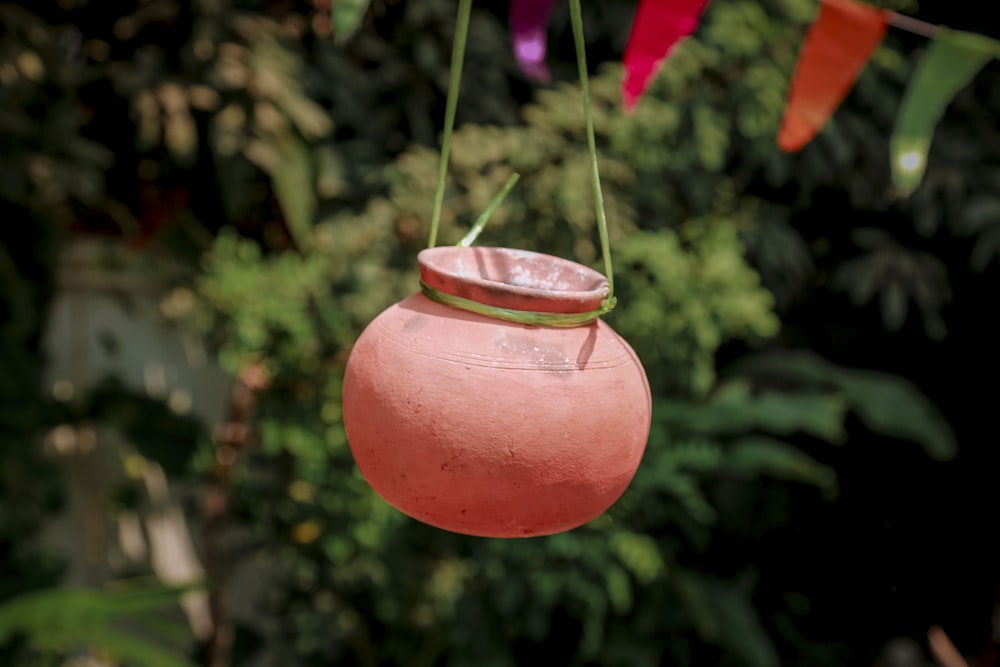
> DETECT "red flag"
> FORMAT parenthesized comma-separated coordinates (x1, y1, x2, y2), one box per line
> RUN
(622, 0, 710, 113)
(777, 0, 889, 152)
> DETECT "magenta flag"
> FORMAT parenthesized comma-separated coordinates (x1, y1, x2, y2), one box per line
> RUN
(510, 0, 560, 81)
(622, 0, 710, 112)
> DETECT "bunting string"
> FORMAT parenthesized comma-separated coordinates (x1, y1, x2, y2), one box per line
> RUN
(886, 12, 938, 39)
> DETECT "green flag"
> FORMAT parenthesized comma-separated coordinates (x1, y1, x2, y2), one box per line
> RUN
(332, 0, 372, 44)
(890, 28, 1000, 195)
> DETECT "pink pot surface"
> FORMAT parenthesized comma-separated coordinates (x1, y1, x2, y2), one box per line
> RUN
(343, 247, 651, 537)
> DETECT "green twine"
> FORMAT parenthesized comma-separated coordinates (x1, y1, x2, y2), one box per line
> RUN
(458, 173, 521, 247)
(567, 0, 615, 300)
(425, 0, 617, 327)
(427, 0, 472, 250)
(420, 281, 615, 328)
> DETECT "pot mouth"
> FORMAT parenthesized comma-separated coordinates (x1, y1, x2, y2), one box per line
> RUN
(417, 246, 609, 315)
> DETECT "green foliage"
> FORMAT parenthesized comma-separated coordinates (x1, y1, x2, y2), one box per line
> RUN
(82, 380, 205, 476)
(956, 195, 1000, 272)
(833, 227, 951, 339)
(724, 437, 838, 493)
(613, 217, 779, 396)
(0, 148, 67, 665)
(195, 229, 344, 373)
(0, 580, 201, 667)
(674, 572, 780, 667)
(332, 0, 373, 44)
(731, 350, 958, 461)
(657, 381, 848, 443)
(182, 1, 962, 665)
(0, 0, 980, 665)
(0, 5, 112, 222)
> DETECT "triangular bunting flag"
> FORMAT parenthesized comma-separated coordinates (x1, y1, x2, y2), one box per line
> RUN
(622, 0, 710, 113)
(890, 28, 1000, 195)
(777, 0, 889, 152)
(510, 0, 560, 82)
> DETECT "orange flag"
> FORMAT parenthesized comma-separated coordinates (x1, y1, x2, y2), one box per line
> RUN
(777, 0, 889, 152)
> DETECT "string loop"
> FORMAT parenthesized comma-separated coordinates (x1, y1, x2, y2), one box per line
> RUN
(427, 0, 616, 326)
(421, 281, 616, 328)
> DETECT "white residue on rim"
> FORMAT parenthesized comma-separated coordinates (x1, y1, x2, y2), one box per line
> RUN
(442, 249, 602, 293)
(505, 262, 572, 290)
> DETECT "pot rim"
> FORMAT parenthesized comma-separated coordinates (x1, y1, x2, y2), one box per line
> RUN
(417, 246, 609, 315)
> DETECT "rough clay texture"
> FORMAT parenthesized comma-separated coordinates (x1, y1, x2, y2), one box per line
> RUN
(342, 293, 652, 538)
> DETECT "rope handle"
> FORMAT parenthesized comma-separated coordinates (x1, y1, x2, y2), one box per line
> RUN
(426, 0, 616, 325)
(421, 281, 616, 328)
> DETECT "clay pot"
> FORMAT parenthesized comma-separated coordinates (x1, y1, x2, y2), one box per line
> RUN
(342, 246, 651, 537)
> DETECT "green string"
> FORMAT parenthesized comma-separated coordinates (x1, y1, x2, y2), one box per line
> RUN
(424, 0, 618, 327)
(458, 173, 521, 247)
(427, 0, 472, 249)
(420, 281, 615, 328)
(568, 0, 615, 301)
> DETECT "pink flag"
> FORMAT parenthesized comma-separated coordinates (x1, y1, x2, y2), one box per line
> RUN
(510, 0, 560, 82)
(622, 0, 710, 113)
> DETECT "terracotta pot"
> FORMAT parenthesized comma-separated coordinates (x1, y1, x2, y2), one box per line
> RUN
(342, 246, 651, 537)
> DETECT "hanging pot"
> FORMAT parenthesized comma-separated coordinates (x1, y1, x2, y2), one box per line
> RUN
(342, 246, 651, 537)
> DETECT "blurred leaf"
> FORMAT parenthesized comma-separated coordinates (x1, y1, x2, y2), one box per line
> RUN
(734, 351, 957, 460)
(675, 572, 779, 667)
(97, 579, 204, 613)
(656, 381, 847, 442)
(703, 576, 780, 667)
(265, 132, 316, 251)
(744, 211, 812, 303)
(332, 0, 372, 44)
(880, 280, 908, 331)
(835, 369, 957, 461)
(833, 228, 950, 337)
(0, 580, 201, 667)
(956, 197, 1000, 271)
(673, 572, 721, 642)
(605, 566, 633, 614)
(75, 628, 197, 667)
(970, 226, 1000, 271)
(630, 440, 722, 524)
(610, 533, 666, 584)
(726, 436, 838, 495)
(956, 197, 1000, 234)
(87, 382, 202, 476)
